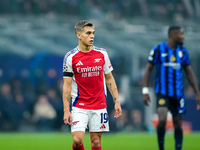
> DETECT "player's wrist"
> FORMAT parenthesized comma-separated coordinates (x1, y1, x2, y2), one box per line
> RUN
(64, 108, 70, 112)
(142, 87, 149, 94)
(114, 99, 120, 104)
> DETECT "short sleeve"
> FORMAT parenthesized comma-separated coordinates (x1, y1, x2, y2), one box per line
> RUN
(148, 45, 159, 64)
(103, 51, 113, 74)
(181, 48, 190, 67)
(63, 54, 73, 77)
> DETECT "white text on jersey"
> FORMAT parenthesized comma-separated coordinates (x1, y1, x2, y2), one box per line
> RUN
(77, 66, 102, 73)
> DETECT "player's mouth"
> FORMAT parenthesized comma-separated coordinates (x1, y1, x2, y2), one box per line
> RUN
(89, 40, 93, 43)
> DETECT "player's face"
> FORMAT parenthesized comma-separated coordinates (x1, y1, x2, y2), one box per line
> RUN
(78, 26, 95, 46)
(174, 29, 184, 45)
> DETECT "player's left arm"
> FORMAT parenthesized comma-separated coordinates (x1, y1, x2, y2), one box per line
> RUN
(184, 65, 200, 110)
(105, 72, 122, 118)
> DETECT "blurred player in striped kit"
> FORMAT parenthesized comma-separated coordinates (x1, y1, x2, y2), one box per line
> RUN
(142, 26, 200, 150)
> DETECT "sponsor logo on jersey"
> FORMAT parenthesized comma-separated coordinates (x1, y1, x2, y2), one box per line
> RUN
(76, 61, 83, 66)
(161, 53, 168, 57)
(163, 62, 180, 69)
(94, 58, 101, 63)
(77, 66, 102, 73)
(100, 124, 106, 129)
(79, 103, 84, 106)
(158, 98, 165, 105)
(72, 121, 79, 126)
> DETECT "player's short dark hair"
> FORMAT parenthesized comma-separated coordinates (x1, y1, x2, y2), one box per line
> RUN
(168, 26, 182, 37)
(74, 20, 93, 34)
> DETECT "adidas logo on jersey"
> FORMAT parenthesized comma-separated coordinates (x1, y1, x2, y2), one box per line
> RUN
(76, 61, 83, 66)
(100, 124, 106, 129)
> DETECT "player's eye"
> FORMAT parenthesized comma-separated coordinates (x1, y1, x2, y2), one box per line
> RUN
(86, 31, 95, 35)
(86, 32, 91, 35)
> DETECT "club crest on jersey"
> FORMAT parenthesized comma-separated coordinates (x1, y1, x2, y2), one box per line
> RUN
(94, 58, 101, 63)
(179, 51, 183, 57)
(158, 98, 166, 105)
(170, 55, 176, 62)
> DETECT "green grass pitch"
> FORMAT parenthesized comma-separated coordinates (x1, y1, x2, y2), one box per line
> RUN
(0, 132, 199, 150)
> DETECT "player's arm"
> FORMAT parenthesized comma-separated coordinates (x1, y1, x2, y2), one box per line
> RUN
(63, 77, 73, 125)
(142, 62, 154, 106)
(184, 65, 200, 110)
(105, 72, 122, 118)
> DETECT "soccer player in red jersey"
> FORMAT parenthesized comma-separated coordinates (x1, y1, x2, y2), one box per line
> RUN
(62, 20, 122, 150)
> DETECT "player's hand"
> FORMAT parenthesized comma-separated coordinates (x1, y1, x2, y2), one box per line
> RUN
(196, 93, 200, 110)
(143, 94, 151, 106)
(114, 102, 122, 118)
(63, 111, 72, 125)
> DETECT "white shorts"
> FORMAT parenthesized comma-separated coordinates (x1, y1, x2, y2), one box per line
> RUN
(71, 107, 109, 132)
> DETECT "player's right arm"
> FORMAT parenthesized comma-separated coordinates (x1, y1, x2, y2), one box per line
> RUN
(142, 46, 159, 106)
(63, 77, 73, 125)
(142, 62, 154, 106)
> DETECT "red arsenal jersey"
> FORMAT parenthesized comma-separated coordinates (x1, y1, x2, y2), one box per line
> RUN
(63, 46, 113, 109)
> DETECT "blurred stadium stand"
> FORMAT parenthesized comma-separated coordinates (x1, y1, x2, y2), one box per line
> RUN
(0, 0, 200, 132)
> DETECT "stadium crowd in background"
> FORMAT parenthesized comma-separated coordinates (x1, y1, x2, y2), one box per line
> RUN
(0, 78, 64, 132)
(0, 77, 143, 132)
(0, 0, 199, 21)
(0, 71, 196, 132)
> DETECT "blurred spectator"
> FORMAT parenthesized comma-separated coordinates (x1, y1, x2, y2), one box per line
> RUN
(36, 79, 49, 95)
(0, 83, 15, 131)
(32, 95, 57, 131)
(47, 88, 63, 130)
(10, 78, 22, 95)
(22, 79, 36, 116)
(13, 93, 28, 130)
(54, 79, 63, 100)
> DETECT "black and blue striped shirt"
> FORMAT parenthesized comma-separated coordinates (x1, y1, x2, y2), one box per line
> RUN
(148, 42, 190, 99)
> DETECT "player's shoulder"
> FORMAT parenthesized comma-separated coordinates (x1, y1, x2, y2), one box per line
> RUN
(92, 46, 109, 58)
(179, 45, 188, 52)
(64, 47, 79, 59)
(93, 46, 107, 53)
(179, 45, 190, 57)
(151, 42, 163, 52)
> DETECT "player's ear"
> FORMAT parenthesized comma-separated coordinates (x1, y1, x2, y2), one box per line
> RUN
(76, 32, 81, 39)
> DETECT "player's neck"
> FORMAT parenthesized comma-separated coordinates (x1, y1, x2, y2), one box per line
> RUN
(167, 41, 177, 50)
(78, 45, 93, 53)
